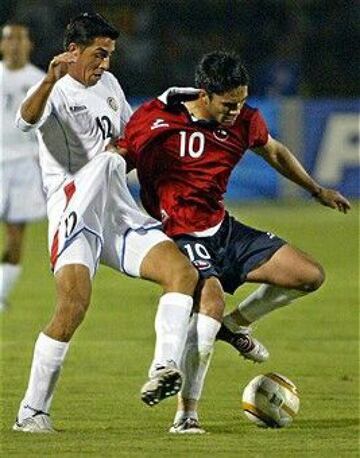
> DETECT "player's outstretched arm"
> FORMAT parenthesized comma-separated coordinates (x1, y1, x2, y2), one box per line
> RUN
(20, 52, 77, 125)
(253, 136, 351, 214)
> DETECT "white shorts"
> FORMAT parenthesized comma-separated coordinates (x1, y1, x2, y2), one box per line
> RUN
(48, 152, 170, 278)
(0, 157, 46, 223)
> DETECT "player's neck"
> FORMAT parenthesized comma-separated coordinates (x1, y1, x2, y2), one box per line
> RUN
(4, 59, 28, 71)
(67, 69, 87, 87)
(184, 101, 212, 122)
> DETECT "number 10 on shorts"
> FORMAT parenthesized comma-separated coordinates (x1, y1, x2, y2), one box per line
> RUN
(183, 242, 211, 262)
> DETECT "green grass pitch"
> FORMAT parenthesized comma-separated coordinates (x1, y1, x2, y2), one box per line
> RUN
(1, 202, 358, 457)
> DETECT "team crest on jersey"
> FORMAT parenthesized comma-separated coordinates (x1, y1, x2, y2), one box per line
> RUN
(193, 259, 212, 271)
(213, 128, 229, 141)
(107, 97, 118, 111)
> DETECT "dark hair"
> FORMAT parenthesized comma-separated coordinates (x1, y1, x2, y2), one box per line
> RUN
(195, 51, 249, 95)
(63, 13, 119, 50)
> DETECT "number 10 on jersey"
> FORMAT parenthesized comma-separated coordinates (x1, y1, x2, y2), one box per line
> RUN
(179, 131, 205, 158)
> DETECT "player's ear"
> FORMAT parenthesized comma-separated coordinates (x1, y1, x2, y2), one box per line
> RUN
(198, 90, 208, 102)
(67, 42, 81, 58)
(198, 90, 211, 106)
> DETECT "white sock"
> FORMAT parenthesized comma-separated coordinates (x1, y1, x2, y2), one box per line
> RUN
(180, 312, 221, 401)
(234, 284, 308, 324)
(149, 292, 193, 375)
(17, 332, 70, 421)
(0, 263, 22, 303)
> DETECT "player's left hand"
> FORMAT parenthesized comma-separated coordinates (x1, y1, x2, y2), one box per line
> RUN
(105, 142, 127, 158)
(313, 187, 351, 213)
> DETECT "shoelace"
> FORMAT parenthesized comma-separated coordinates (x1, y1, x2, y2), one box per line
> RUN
(185, 418, 199, 428)
(174, 418, 200, 429)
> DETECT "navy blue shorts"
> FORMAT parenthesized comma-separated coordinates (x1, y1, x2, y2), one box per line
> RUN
(174, 213, 286, 294)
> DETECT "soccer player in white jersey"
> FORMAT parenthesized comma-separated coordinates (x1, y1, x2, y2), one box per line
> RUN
(0, 23, 46, 312)
(12, 13, 199, 433)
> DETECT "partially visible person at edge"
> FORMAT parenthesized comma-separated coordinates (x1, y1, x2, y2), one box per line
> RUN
(0, 23, 46, 312)
(114, 50, 351, 433)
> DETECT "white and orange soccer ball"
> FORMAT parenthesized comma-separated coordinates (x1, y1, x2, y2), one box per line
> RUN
(242, 372, 300, 428)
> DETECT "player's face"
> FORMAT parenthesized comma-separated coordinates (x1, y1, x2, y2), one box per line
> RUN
(205, 86, 248, 125)
(0, 25, 32, 68)
(69, 37, 115, 87)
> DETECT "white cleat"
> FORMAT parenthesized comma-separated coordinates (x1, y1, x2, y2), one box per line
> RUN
(235, 326, 269, 363)
(13, 413, 55, 433)
(217, 324, 269, 363)
(141, 363, 183, 407)
(169, 417, 206, 434)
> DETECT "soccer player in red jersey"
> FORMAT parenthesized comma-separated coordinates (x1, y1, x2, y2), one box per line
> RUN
(116, 51, 351, 433)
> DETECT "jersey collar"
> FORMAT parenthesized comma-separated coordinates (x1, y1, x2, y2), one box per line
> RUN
(63, 74, 89, 89)
(180, 103, 218, 128)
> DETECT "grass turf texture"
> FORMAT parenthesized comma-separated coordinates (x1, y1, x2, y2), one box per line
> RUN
(1, 202, 358, 457)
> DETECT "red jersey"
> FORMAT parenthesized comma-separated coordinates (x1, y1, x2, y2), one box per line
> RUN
(120, 99, 269, 237)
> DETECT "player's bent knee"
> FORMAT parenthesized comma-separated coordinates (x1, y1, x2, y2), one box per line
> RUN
(301, 263, 325, 292)
(161, 264, 198, 295)
(140, 241, 199, 294)
(310, 264, 326, 290)
(169, 259, 199, 293)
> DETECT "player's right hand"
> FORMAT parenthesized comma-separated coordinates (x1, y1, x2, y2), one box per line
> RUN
(313, 187, 351, 214)
(45, 52, 77, 83)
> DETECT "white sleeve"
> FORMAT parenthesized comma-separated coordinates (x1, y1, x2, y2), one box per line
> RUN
(15, 79, 53, 132)
(106, 72, 133, 136)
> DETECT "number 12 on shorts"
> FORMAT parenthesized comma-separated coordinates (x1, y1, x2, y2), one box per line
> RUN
(64, 211, 77, 238)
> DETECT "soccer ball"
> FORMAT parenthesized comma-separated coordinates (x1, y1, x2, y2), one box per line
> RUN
(241, 372, 300, 428)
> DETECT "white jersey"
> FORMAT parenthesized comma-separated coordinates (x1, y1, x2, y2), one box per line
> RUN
(0, 62, 44, 162)
(16, 71, 133, 197)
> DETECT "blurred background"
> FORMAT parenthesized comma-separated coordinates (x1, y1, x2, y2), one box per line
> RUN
(1, 0, 359, 200)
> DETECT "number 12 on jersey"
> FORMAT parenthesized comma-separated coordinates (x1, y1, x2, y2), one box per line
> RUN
(179, 131, 205, 158)
(96, 115, 113, 140)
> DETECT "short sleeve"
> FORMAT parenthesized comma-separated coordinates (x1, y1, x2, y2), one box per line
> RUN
(107, 73, 133, 136)
(248, 110, 269, 149)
